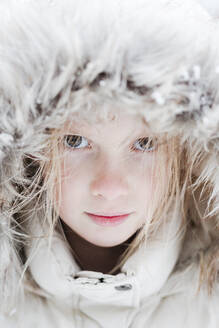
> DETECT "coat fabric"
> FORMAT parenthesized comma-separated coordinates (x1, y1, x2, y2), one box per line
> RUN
(0, 0, 219, 327)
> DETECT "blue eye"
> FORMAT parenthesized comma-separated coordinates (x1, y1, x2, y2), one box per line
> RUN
(132, 137, 155, 152)
(64, 135, 89, 149)
(64, 135, 156, 152)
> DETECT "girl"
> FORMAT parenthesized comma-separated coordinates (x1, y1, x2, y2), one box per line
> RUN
(0, 0, 219, 327)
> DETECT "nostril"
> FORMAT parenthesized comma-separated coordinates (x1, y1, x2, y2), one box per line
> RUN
(90, 177, 129, 200)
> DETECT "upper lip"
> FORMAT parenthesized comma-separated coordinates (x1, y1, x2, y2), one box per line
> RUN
(85, 211, 133, 217)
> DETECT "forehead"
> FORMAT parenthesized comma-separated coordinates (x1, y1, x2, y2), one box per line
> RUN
(63, 109, 150, 135)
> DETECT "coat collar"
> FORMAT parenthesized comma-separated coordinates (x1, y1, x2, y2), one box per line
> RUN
(25, 212, 184, 301)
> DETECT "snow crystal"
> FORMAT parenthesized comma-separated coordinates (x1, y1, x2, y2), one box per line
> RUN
(0, 133, 13, 146)
(151, 91, 166, 105)
(179, 70, 190, 82)
(99, 80, 107, 87)
(193, 65, 201, 80)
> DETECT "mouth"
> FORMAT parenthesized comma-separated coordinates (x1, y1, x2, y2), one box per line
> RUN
(85, 212, 132, 227)
(86, 211, 132, 217)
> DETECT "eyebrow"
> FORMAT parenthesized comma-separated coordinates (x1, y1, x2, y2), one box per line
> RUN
(63, 116, 153, 140)
(63, 126, 154, 144)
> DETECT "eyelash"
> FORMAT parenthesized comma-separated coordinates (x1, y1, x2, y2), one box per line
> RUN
(63, 135, 156, 152)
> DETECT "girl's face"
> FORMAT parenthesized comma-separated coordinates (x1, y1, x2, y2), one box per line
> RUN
(56, 109, 161, 247)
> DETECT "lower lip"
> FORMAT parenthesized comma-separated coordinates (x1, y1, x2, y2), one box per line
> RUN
(86, 213, 131, 227)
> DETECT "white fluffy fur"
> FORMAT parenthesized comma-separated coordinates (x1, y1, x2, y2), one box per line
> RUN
(0, 0, 219, 326)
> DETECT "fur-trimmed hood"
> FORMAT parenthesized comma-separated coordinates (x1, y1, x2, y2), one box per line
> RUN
(0, 0, 219, 326)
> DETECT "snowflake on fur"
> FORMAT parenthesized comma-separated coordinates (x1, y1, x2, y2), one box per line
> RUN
(174, 65, 215, 122)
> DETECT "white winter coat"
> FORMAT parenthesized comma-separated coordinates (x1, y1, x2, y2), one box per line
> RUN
(2, 209, 219, 328)
(0, 0, 219, 327)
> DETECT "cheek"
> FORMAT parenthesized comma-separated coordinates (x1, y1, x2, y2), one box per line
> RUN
(133, 155, 160, 209)
(56, 176, 84, 224)
(60, 152, 93, 182)
(134, 155, 156, 186)
(55, 154, 89, 212)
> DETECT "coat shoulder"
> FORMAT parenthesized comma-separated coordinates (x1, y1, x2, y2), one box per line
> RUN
(131, 264, 219, 328)
(0, 293, 60, 328)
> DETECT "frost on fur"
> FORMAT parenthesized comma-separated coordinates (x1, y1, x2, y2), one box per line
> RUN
(0, 0, 218, 320)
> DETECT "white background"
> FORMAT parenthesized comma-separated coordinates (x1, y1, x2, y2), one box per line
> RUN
(198, 0, 219, 17)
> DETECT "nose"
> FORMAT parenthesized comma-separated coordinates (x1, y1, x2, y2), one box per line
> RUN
(90, 168, 129, 201)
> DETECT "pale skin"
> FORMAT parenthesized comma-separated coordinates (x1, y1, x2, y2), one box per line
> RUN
(56, 108, 160, 274)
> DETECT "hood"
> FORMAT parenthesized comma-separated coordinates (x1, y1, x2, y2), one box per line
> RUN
(0, 0, 219, 315)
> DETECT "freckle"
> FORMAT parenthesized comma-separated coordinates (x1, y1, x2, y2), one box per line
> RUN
(108, 112, 116, 121)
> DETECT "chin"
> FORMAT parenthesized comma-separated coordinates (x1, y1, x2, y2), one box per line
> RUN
(86, 235, 128, 248)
